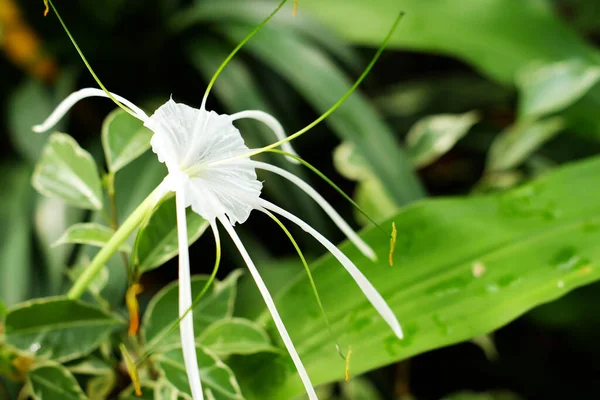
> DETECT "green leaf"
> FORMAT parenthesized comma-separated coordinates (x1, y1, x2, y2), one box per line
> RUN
(238, 155, 600, 398)
(199, 318, 277, 357)
(172, 1, 361, 72)
(0, 298, 7, 320)
(32, 133, 104, 210)
(406, 111, 480, 168)
(221, 24, 425, 205)
(27, 362, 87, 400)
(486, 117, 565, 172)
(102, 109, 154, 173)
(298, 0, 600, 84)
(4, 297, 123, 362)
(155, 345, 244, 400)
(518, 60, 600, 119)
(0, 164, 33, 306)
(54, 223, 131, 252)
(142, 271, 242, 349)
(133, 196, 210, 273)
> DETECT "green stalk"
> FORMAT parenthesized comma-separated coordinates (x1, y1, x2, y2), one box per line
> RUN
(67, 184, 166, 299)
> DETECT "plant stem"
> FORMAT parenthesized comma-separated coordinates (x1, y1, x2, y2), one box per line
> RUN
(67, 182, 167, 299)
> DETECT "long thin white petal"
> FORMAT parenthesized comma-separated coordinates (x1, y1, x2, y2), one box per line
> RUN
(229, 110, 299, 164)
(176, 191, 204, 400)
(252, 161, 376, 261)
(219, 216, 317, 400)
(259, 199, 403, 339)
(33, 88, 149, 133)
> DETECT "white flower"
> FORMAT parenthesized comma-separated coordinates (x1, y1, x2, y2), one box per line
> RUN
(35, 88, 403, 400)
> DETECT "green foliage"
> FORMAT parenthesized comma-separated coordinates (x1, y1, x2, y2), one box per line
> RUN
(198, 318, 279, 357)
(102, 109, 153, 173)
(238, 156, 600, 398)
(155, 345, 245, 400)
(32, 133, 104, 210)
(133, 196, 209, 273)
(4, 297, 123, 362)
(406, 111, 480, 168)
(298, 0, 600, 84)
(3, 0, 600, 398)
(27, 362, 87, 400)
(142, 272, 241, 349)
(54, 223, 131, 252)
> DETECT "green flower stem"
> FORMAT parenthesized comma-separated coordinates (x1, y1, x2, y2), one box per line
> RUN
(67, 183, 168, 299)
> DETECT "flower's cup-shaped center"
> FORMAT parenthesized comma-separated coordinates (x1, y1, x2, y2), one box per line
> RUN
(147, 99, 262, 224)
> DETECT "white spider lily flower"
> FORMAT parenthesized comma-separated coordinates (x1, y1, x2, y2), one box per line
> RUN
(35, 89, 402, 400)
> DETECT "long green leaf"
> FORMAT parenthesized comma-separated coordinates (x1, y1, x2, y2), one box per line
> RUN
(234, 155, 600, 399)
(221, 24, 425, 205)
(298, 0, 600, 84)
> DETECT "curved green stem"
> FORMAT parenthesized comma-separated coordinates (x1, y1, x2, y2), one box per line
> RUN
(67, 183, 168, 299)
(46, 0, 138, 118)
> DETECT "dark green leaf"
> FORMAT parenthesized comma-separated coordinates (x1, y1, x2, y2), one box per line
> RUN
(133, 196, 209, 273)
(102, 109, 153, 173)
(142, 271, 241, 349)
(0, 164, 33, 306)
(32, 133, 103, 210)
(155, 345, 244, 400)
(4, 297, 123, 362)
(27, 362, 87, 400)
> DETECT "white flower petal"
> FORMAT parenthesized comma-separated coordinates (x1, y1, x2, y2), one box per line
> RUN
(176, 191, 204, 400)
(229, 110, 299, 164)
(33, 88, 148, 133)
(259, 199, 403, 339)
(148, 99, 262, 224)
(219, 216, 318, 400)
(252, 161, 376, 260)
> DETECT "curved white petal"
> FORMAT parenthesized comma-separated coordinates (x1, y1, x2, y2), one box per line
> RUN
(252, 161, 376, 261)
(149, 99, 262, 224)
(33, 88, 149, 133)
(176, 191, 204, 400)
(259, 199, 403, 339)
(219, 216, 317, 400)
(229, 110, 299, 164)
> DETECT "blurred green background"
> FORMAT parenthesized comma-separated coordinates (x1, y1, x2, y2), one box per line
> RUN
(1, 0, 600, 399)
